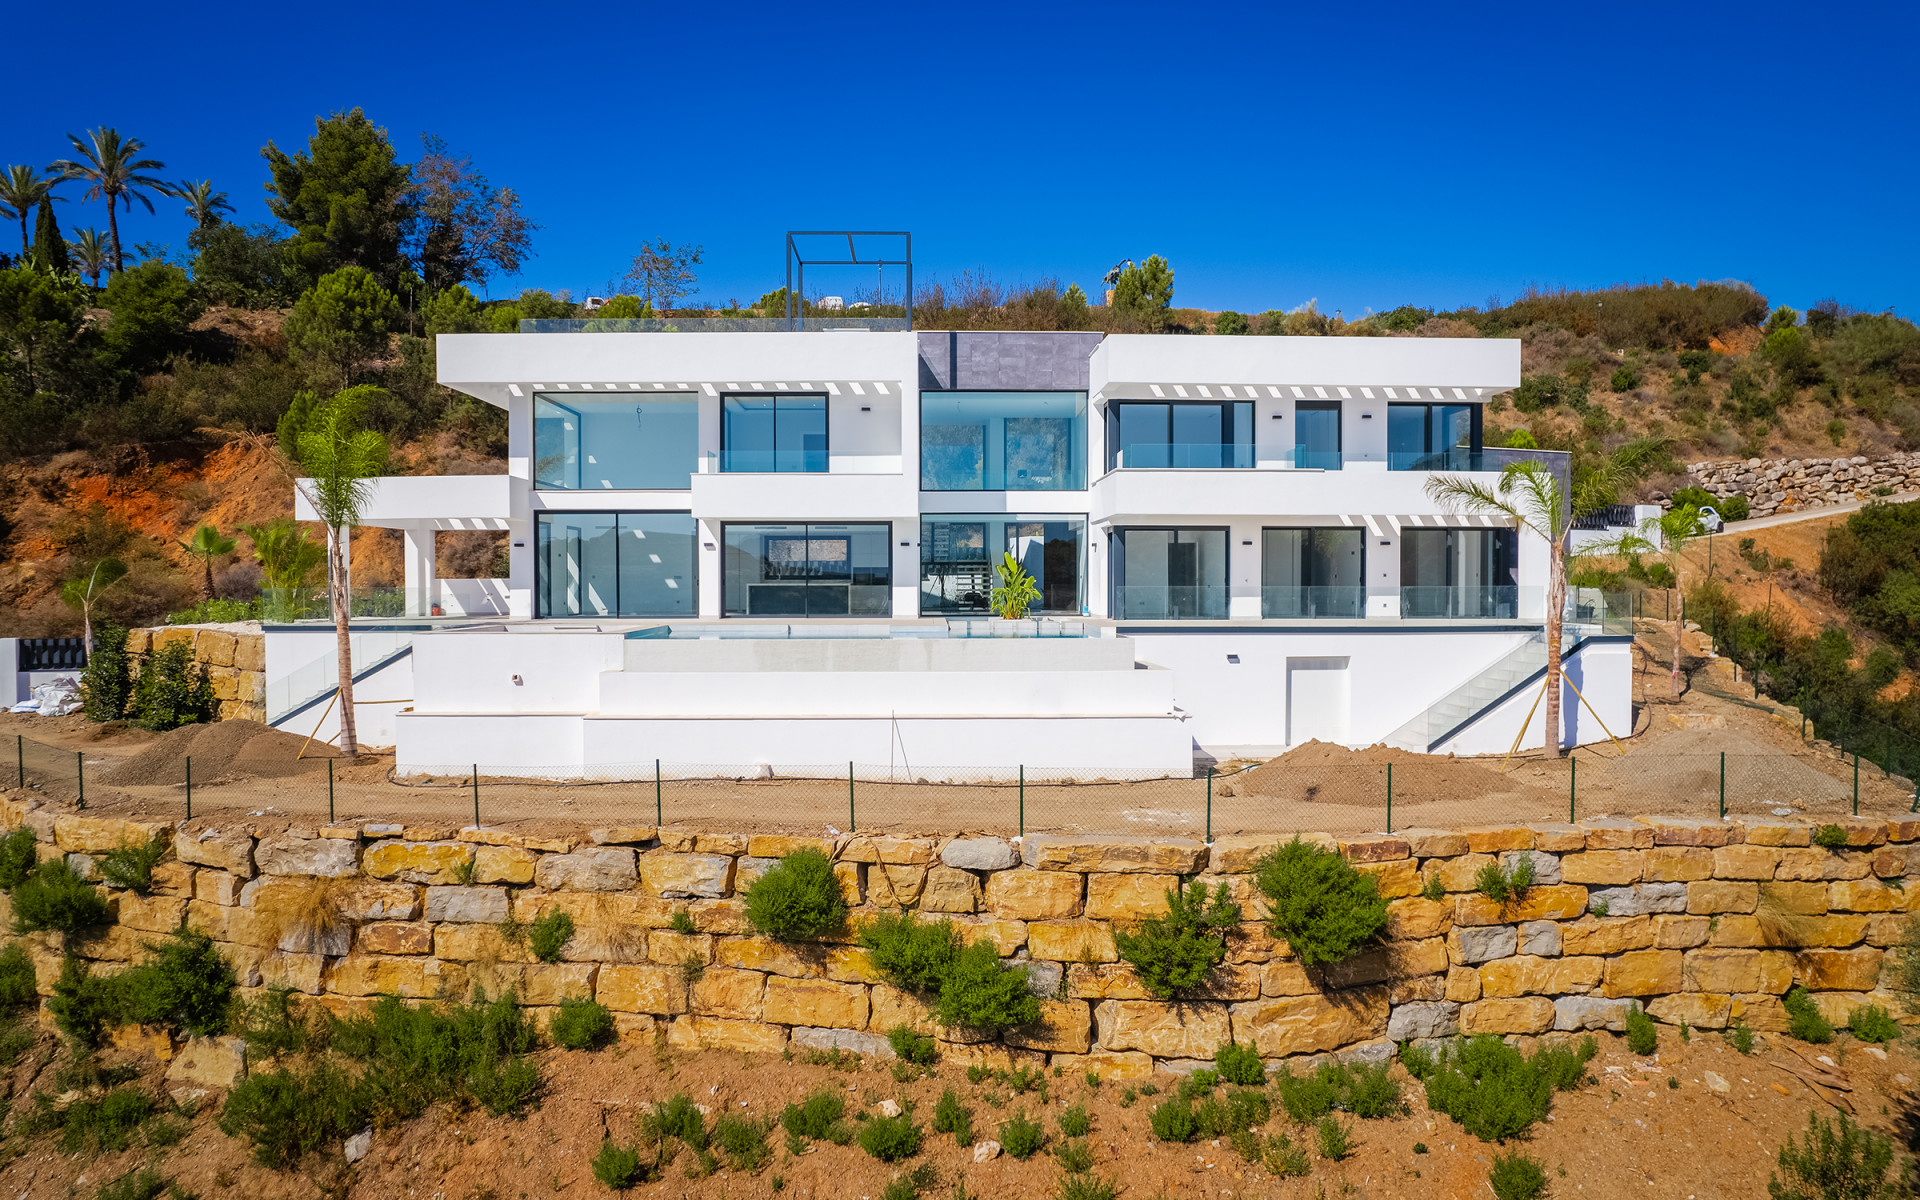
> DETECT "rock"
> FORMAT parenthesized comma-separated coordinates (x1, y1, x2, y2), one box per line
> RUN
(1385, 1001, 1460, 1041)
(363, 840, 473, 885)
(664, 1016, 788, 1054)
(973, 1140, 1003, 1163)
(942, 837, 1018, 871)
(876, 1098, 902, 1118)
(1587, 883, 1687, 917)
(168, 1086, 211, 1110)
(1460, 997, 1556, 1035)
(1703, 1070, 1730, 1094)
(588, 826, 657, 846)
(175, 829, 255, 878)
(1553, 996, 1634, 1032)
(763, 978, 869, 1029)
(1447, 925, 1517, 964)
(1336, 1038, 1396, 1066)
(1228, 989, 1389, 1057)
(635, 853, 730, 898)
(472, 845, 538, 885)
(1502, 850, 1562, 885)
(1519, 920, 1562, 957)
(1601, 949, 1684, 997)
(837, 836, 935, 865)
(1022, 959, 1064, 998)
(984, 870, 1082, 920)
(255, 833, 359, 877)
(538, 849, 641, 892)
(1027, 921, 1116, 963)
(1479, 955, 1603, 997)
(166, 1036, 247, 1088)
(920, 866, 982, 914)
(53, 815, 167, 853)
(1085, 874, 1179, 920)
(789, 1027, 892, 1058)
(1096, 1000, 1233, 1058)
(344, 1130, 373, 1163)
(424, 886, 509, 924)
(1021, 835, 1207, 874)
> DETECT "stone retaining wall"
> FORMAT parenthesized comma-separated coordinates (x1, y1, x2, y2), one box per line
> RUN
(128, 627, 266, 723)
(1684, 452, 1920, 518)
(8, 801, 1916, 1080)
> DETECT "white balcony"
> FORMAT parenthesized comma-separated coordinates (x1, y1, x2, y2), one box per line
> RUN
(294, 474, 511, 529)
(1090, 459, 1506, 523)
(689, 461, 916, 521)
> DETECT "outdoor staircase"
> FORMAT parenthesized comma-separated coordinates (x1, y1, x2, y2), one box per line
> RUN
(267, 630, 417, 728)
(1383, 631, 1563, 753)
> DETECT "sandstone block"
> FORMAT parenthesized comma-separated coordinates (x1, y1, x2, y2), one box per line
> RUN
(919, 865, 981, 914)
(1354, 858, 1421, 899)
(1522, 823, 1588, 853)
(1562, 850, 1644, 885)
(1021, 835, 1207, 874)
(587, 826, 656, 846)
(258, 952, 327, 994)
(1587, 883, 1686, 917)
(325, 955, 466, 999)
(1461, 826, 1533, 853)
(1759, 881, 1829, 915)
(432, 924, 529, 963)
(871, 984, 934, 1035)
(952, 917, 1028, 956)
(1097, 999, 1231, 1057)
(472, 846, 538, 885)
(358, 922, 432, 955)
(1454, 885, 1588, 926)
(764, 977, 868, 1029)
(1682, 949, 1770, 993)
(175, 830, 255, 878)
(458, 828, 572, 853)
(1085, 874, 1178, 920)
(1006, 999, 1092, 1054)
(1647, 992, 1732, 1029)
(1776, 849, 1870, 882)
(1872, 846, 1914, 878)
(834, 863, 865, 906)
(942, 837, 1019, 871)
(1479, 955, 1603, 998)
(1831, 880, 1898, 912)
(1386, 1000, 1461, 1041)
(1045, 1050, 1154, 1081)
(597, 964, 688, 1014)
(1736, 819, 1810, 847)
(1602, 949, 1683, 997)
(1387, 897, 1452, 940)
(1643, 847, 1715, 883)
(788, 1026, 890, 1057)
(1554, 995, 1633, 1031)
(233, 634, 265, 672)
(1501, 850, 1563, 886)
(194, 872, 242, 907)
(984, 870, 1082, 920)
(866, 863, 929, 909)
(688, 968, 764, 1020)
(648, 930, 714, 966)
(1338, 835, 1411, 863)
(746, 835, 834, 859)
(1713, 845, 1780, 880)
(544, 849, 644, 893)
(1887, 817, 1920, 843)
(333, 880, 422, 921)
(824, 946, 882, 984)
(1400, 828, 1470, 858)
(1823, 817, 1888, 847)
(1460, 997, 1555, 1035)
(1069, 962, 1155, 1000)
(1423, 853, 1495, 894)
(665, 1016, 787, 1054)
(1446, 965, 1481, 1003)
(150, 862, 195, 897)
(1795, 948, 1883, 991)
(1580, 818, 1654, 850)
(1028, 921, 1117, 963)
(715, 936, 816, 978)
(1447, 925, 1517, 964)
(424, 886, 508, 924)
(838, 836, 935, 866)
(1638, 816, 1737, 847)
(255, 833, 359, 878)
(1229, 988, 1388, 1057)
(117, 893, 187, 934)
(1687, 881, 1758, 914)
(166, 1036, 246, 1088)
(54, 815, 167, 854)
(1654, 915, 1712, 949)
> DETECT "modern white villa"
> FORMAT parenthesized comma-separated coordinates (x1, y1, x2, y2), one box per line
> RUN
(284, 324, 1633, 778)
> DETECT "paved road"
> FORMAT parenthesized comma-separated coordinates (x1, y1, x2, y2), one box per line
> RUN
(1716, 491, 1920, 535)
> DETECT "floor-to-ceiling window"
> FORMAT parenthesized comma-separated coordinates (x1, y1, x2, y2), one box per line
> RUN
(1105, 401, 1255, 469)
(1294, 401, 1342, 470)
(1261, 527, 1365, 617)
(534, 392, 699, 490)
(919, 515, 1086, 615)
(1110, 527, 1229, 619)
(723, 523, 891, 616)
(1387, 402, 1479, 471)
(1401, 528, 1519, 617)
(722, 394, 828, 472)
(920, 392, 1086, 490)
(535, 512, 697, 617)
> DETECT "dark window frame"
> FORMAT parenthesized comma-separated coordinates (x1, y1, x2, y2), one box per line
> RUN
(919, 389, 1088, 492)
(721, 520, 894, 617)
(1103, 400, 1256, 471)
(720, 392, 831, 473)
(533, 509, 698, 619)
(1108, 525, 1232, 620)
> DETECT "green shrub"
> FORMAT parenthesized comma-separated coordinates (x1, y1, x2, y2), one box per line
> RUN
(0, 828, 38, 890)
(1275, 1062, 1338, 1121)
(527, 909, 574, 962)
(641, 1092, 708, 1164)
(1812, 825, 1849, 849)
(133, 638, 217, 731)
(1252, 837, 1388, 967)
(592, 1139, 644, 1188)
(98, 834, 170, 894)
(670, 908, 696, 934)
(782, 1089, 847, 1141)
(1768, 1111, 1907, 1200)
(712, 1113, 772, 1171)
(93, 1166, 168, 1200)
(1111, 879, 1240, 998)
(1214, 1041, 1265, 1086)
(744, 849, 847, 942)
(548, 996, 614, 1050)
(858, 1112, 922, 1162)
(1177, 1068, 1218, 1100)
(887, 1023, 936, 1065)
(1732, 1021, 1756, 1054)
(0, 942, 38, 1007)
(932, 1088, 972, 1145)
(1625, 1002, 1658, 1055)
(219, 1060, 364, 1166)
(236, 986, 317, 1059)
(932, 940, 1038, 1039)
(25, 1081, 156, 1156)
(1474, 854, 1535, 905)
(1316, 1115, 1352, 1160)
(1262, 1132, 1310, 1176)
(1420, 872, 1446, 902)
(1610, 364, 1641, 392)
(80, 624, 133, 722)
(12, 859, 112, 935)
(859, 911, 962, 994)
(1054, 1174, 1118, 1200)
(1000, 1110, 1044, 1158)
(1420, 1034, 1596, 1142)
(1784, 986, 1836, 1043)
(119, 929, 236, 1037)
(1343, 1061, 1407, 1118)
(1489, 1150, 1549, 1200)
(1276, 1060, 1403, 1120)
(48, 956, 125, 1047)
(1194, 1088, 1269, 1138)
(1053, 1137, 1094, 1173)
(880, 1163, 940, 1200)
(1148, 1098, 1198, 1142)
(1057, 1103, 1090, 1137)
(1848, 1003, 1900, 1044)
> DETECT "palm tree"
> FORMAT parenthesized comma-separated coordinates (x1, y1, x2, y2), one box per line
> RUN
(181, 525, 237, 600)
(242, 518, 325, 620)
(62, 558, 128, 655)
(0, 165, 61, 260)
(176, 179, 234, 229)
(69, 228, 109, 288)
(48, 128, 174, 273)
(1426, 440, 1666, 757)
(1586, 505, 1709, 701)
(287, 386, 390, 758)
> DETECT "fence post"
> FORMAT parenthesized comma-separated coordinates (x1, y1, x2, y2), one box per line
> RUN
(15, 735, 21, 789)
(1205, 766, 1213, 843)
(1018, 765, 1024, 840)
(76, 751, 84, 810)
(1854, 753, 1860, 817)
(1718, 751, 1725, 820)
(1569, 757, 1576, 824)
(186, 756, 193, 822)
(655, 759, 662, 828)
(1386, 762, 1393, 834)
(327, 757, 335, 824)
(472, 764, 481, 829)
(848, 762, 854, 833)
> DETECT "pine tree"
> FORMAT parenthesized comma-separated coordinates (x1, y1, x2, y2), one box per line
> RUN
(32, 201, 70, 274)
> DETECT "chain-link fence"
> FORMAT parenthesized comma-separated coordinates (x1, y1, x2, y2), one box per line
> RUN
(12, 731, 1915, 838)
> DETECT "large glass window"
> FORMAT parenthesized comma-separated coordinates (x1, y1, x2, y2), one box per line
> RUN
(722, 394, 827, 472)
(1294, 401, 1342, 470)
(920, 515, 1086, 615)
(724, 523, 891, 616)
(1401, 527, 1519, 617)
(1110, 527, 1229, 620)
(1105, 401, 1255, 469)
(1262, 527, 1365, 617)
(533, 392, 698, 490)
(1388, 403, 1479, 470)
(920, 392, 1086, 490)
(535, 512, 696, 617)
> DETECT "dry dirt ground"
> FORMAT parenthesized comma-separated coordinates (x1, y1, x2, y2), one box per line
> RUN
(0, 1020, 1914, 1200)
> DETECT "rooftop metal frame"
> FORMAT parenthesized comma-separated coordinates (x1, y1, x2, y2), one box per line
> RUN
(784, 231, 912, 330)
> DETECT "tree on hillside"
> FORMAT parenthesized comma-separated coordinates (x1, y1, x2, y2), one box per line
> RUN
(175, 180, 235, 238)
(1587, 505, 1708, 700)
(31, 201, 69, 275)
(62, 557, 127, 654)
(242, 518, 325, 620)
(422, 284, 488, 335)
(1111, 255, 1174, 331)
(286, 386, 390, 757)
(69, 229, 109, 288)
(0, 267, 91, 397)
(1426, 439, 1666, 756)
(624, 240, 702, 314)
(262, 109, 412, 289)
(49, 128, 175, 273)
(181, 525, 236, 600)
(0, 166, 61, 261)
(407, 135, 535, 293)
(100, 261, 201, 373)
(284, 266, 399, 386)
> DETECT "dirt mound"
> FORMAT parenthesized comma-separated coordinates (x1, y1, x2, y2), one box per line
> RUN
(1236, 740, 1530, 806)
(103, 720, 335, 786)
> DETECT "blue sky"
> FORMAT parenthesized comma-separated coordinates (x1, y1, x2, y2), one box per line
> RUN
(11, 0, 1917, 317)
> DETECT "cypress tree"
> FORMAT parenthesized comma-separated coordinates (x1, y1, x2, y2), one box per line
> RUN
(32, 201, 69, 275)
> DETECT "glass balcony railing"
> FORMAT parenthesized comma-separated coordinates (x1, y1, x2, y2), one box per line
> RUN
(1260, 586, 1368, 618)
(1388, 447, 1482, 471)
(1112, 585, 1230, 620)
(1108, 444, 1341, 470)
(519, 317, 909, 333)
(715, 449, 828, 474)
(1399, 585, 1524, 619)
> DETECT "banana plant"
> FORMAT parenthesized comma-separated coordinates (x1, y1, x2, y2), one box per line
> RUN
(62, 557, 128, 654)
(990, 551, 1042, 620)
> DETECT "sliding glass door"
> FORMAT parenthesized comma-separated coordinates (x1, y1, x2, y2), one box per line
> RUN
(535, 512, 697, 617)
(723, 523, 891, 616)
(1110, 527, 1229, 619)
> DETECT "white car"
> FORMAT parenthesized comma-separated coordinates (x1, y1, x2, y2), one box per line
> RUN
(1697, 505, 1725, 533)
